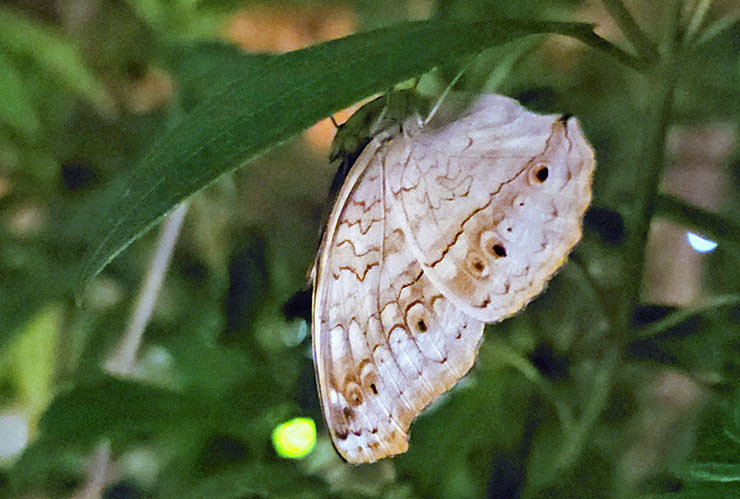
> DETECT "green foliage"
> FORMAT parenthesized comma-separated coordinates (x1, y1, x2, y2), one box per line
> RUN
(0, 0, 739, 497)
(0, 6, 113, 121)
(76, 17, 596, 296)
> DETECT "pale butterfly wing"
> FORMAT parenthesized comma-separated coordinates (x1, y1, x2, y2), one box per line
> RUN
(312, 93, 595, 464)
(385, 94, 595, 322)
(313, 138, 485, 463)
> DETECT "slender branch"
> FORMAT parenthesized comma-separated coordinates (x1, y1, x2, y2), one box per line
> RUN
(624, 84, 676, 311)
(556, 26, 649, 72)
(104, 202, 189, 375)
(636, 294, 740, 339)
(624, 36, 680, 331)
(694, 13, 740, 47)
(70, 441, 112, 499)
(685, 0, 715, 43)
(72, 203, 189, 498)
(655, 193, 740, 246)
(601, 0, 659, 61)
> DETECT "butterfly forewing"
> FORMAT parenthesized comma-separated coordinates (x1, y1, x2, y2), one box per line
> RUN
(386, 94, 595, 323)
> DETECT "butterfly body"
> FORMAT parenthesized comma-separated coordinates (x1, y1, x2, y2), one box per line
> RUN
(312, 94, 595, 463)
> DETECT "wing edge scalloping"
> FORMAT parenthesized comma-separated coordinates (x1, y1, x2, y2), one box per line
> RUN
(390, 109, 595, 324)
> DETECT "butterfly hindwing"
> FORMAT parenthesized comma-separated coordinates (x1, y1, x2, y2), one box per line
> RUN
(314, 136, 484, 463)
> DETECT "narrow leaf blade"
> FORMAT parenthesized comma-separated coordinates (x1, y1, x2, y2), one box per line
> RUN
(77, 19, 595, 297)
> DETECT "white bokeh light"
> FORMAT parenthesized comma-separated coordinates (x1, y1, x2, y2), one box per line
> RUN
(0, 411, 30, 459)
(686, 232, 718, 253)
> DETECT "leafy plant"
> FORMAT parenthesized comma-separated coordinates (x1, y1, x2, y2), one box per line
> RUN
(1, 0, 738, 497)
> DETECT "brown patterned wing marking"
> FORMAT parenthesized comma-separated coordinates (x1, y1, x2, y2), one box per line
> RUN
(313, 138, 484, 464)
(386, 94, 595, 323)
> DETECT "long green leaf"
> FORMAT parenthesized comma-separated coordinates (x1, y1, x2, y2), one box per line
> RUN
(76, 19, 596, 297)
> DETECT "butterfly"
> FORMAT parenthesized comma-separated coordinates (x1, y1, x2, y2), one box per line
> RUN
(311, 92, 595, 463)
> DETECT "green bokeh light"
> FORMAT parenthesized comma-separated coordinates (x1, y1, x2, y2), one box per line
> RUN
(272, 417, 317, 459)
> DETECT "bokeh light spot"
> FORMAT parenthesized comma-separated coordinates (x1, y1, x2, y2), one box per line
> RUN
(686, 232, 717, 253)
(0, 412, 30, 460)
(272, 417, 316, 459)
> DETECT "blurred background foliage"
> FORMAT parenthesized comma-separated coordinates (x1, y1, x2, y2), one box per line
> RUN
(0, 0, 738, 497)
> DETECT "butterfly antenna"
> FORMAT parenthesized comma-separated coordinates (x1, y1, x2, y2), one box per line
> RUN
(423, 58, 475, 126)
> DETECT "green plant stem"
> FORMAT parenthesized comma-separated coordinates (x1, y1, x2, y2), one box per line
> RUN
(627, 0, 683, 297)
(685, 0, 714, 43)
(636, 294, 740, 339)
(558, 27, 648, 72)
(693, 12, 740, 48)
(532, 7, 683, 476)
(601, 0, 659, 61)
(543, 5, 681, 475)
(623, 69, 679, 340)
(556, 4, 684, 493)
